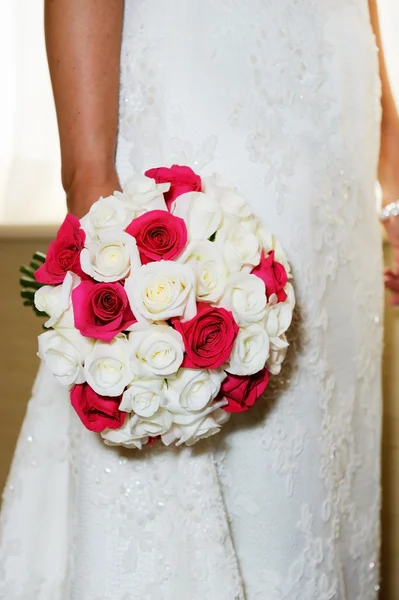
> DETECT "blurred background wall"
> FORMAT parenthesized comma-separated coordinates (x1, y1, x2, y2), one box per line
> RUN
(0, 1, 64, 225)
(0, 1, 398, 599)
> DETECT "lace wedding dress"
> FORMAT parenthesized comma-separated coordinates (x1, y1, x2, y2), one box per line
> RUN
(0, 1, 383, 598)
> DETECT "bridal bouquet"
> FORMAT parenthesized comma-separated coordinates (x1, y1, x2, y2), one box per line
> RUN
(21, 166, 295, 449)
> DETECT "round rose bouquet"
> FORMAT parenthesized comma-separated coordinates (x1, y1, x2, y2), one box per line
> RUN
(21, 166, 295, 449)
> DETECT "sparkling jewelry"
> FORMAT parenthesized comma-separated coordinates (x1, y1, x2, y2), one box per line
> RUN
(379, 200, 399, 222)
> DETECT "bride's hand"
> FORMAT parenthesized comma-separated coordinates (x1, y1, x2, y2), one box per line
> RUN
(383, 221, 399, 306)
(379, 123, 399, 305)
(66, 169, 121, 219)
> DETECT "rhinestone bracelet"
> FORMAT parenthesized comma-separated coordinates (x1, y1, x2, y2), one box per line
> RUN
(379, 200, 399, 222)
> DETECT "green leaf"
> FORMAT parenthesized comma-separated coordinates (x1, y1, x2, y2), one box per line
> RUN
(20, 265, 36, 278)
(22, 300, 46, 318)
(33, 251, 46, 263)
(32, 305, 46, 318)
(20, 290, 35, 301)
(20, 277, 42, 290)
(208, 231, 216, 242)
(20, 250, 47, 316)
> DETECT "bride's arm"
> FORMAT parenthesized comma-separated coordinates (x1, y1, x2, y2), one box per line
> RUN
(44, 0, 124, 217)
(368, 0, 399, 201)
(369, 0, 399, 303)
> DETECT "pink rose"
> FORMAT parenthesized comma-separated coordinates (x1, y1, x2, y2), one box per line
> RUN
(35, 214, 86, 285)
(220, 369, 270, 413)
(173, 303, 239, 369)
(125, 210, 187, 264)
(145, 165, 202, 210)
(72, 280, 136, 342)
(71, 383, 126, 432)
(251, 250, 288, 302)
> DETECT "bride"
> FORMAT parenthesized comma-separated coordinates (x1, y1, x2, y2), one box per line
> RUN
(1, 0, 399, 598)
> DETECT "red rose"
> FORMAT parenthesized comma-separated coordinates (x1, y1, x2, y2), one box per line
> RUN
(220, 369, 270, 413)
(173, 303, 239, 369)
(72, 280, 136, 342)
(35, 214, 86, 284)
(145, 165, 202, 210)
(125, 210, 187, 264)
(71, 383, 126, 433)
(251, 250, 288, 302)
(147, 435, 161, 446)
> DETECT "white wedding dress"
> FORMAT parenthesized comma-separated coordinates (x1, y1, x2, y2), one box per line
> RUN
(0, 1, 384, 599)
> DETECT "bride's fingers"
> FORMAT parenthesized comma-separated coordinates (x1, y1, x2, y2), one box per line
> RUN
(384, 275, 399, 292)
(389, 293, 399, 306)
(383, 272, 399, 302)
(384, 269, 397, 280)
(393, 249, 399, 272)
(384, 270, 399, 284)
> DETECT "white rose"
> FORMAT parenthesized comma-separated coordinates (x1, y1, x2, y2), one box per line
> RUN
(34, 271, 79, 329)
(84, 335, 133, 397)
(101, 415, 149, 449)
(120, 377, 166, 417)
(162, 405, 230, 447)
(125, 260, 197, 322)
(240, 216, 259, 234)
(165, 368, 226, 412)
(226, 324, 270, 376)
(178, 240, 229, 302)
(128, 322, 184, 377)
(172, 191, 222, 240)
(38, 328, 93, 386)
(202, 174, 252, 223)
(180, 409, 230, 446)
(256, 224, 292, 278)
(265, 286, 295, 338)
(105, 409, 173, 446)
(267, 335, 289, 375)
(133, 408, 173, 436)
(80, 231, 141, 282)
(115, 175, 170, 215)
(220, 272, 266, 326)
(283, 282, 296, 310)
(215, 223, 261, 273)
(80, 195, 134, 240)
